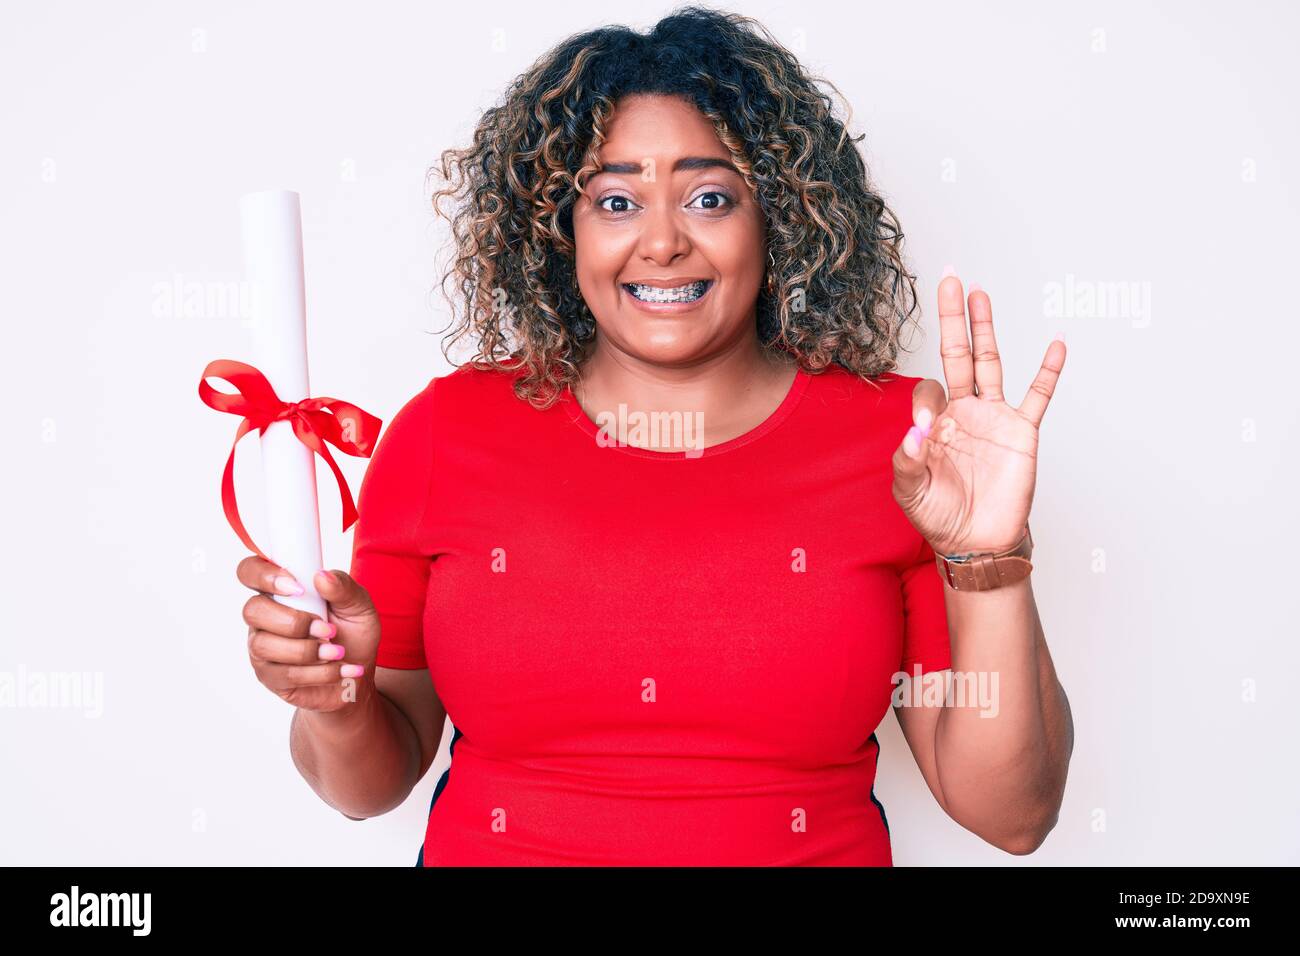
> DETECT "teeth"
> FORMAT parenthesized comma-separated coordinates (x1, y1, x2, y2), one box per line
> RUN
(626, 280, 708, 303)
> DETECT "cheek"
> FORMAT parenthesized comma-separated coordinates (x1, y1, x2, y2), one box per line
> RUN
(573, 219, 628, 285)
(698, 215, 765, 284)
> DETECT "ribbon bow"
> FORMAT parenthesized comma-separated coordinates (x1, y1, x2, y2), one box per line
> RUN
(198, 358, 382, 563)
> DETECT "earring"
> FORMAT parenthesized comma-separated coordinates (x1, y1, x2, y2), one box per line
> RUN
(765, 249, 777, 294)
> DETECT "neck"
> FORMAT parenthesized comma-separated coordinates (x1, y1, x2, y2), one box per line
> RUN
(571, 331, 797, 448)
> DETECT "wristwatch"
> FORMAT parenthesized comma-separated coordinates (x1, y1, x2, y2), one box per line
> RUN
(935, 525, 1034, 591)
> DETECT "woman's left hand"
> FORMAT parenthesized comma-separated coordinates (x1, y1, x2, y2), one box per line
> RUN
(891, 272, 1066, 557)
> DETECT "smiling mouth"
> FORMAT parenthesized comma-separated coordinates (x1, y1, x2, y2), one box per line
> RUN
(622, 280, 712, 303)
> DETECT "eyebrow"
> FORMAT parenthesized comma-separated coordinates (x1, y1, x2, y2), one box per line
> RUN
(598, 156, 739, 176)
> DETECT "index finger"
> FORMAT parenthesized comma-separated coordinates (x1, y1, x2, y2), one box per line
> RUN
(937, 272, 976, 399)
(236, 554, 305, 597)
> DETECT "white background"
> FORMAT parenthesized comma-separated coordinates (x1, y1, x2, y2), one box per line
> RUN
(2, 0, 1296, 865)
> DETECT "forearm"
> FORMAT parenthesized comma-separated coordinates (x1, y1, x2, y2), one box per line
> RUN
(933, 577, 1073, 851)
(290, 680, 422, 819)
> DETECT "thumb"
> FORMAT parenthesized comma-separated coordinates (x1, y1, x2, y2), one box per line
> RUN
(893, 379, 943, 511)
(891, 423, 931, 511)
(312, 569, 377, 628)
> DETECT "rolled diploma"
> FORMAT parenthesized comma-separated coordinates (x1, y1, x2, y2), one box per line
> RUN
(240, 190, 328, 620)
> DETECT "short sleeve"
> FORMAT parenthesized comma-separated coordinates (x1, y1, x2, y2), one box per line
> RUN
(348, 378, 438, 670)
(898, 534, 952, 675)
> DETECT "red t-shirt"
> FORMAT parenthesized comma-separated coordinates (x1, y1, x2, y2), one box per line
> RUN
(349, 361, 951, 866)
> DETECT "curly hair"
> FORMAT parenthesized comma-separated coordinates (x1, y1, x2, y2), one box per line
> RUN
(429, 4, 920, 408)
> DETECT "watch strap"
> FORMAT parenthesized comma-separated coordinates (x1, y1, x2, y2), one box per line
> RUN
(935, 525, 1033, 591)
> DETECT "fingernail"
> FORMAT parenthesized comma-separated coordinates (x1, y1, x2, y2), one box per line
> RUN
(1053, 329, 1066, 343)
(915, 407, 933, 433)
(340, 664, 364, 678)
(314, 570, 334, 589)
(969, 282, 982, 294)
(274, 575, 304, 596)
(941, 264, 956, 279)
(309, 618, 336, 639)
(318, 643, 346, 661)
(903, 426, 922, 458)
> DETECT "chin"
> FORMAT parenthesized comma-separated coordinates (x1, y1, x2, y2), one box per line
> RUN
(626, 330, 713, 365)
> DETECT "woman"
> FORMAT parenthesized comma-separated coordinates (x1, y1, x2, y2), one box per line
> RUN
(239, 6, 1073, 866)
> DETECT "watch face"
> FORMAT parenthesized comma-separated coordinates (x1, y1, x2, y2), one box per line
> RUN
(953, 527, 1031, 561)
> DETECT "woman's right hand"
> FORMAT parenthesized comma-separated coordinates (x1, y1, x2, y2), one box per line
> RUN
(238, 556, 383, 714)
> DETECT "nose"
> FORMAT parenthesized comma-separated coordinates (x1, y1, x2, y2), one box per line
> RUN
(635, 202, 691, 266)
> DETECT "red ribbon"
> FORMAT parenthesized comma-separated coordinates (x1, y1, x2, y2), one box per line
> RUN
(198, 359, 382, 563)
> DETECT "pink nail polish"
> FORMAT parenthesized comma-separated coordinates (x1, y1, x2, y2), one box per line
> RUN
(309, 619, 336, 639)
(1054, 329, 1066, 343)
(915, 407, 933, 434)
(941, 264, 956, 279)
(318, 643, 346, 661)
(340, 664, 364, 678)
(274, 575, 304, 596)
(969, 282, 983, 294)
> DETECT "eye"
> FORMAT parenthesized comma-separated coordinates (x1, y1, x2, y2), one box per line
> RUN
(596, 194, 638, 214)
(688, 190, 734, 211)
